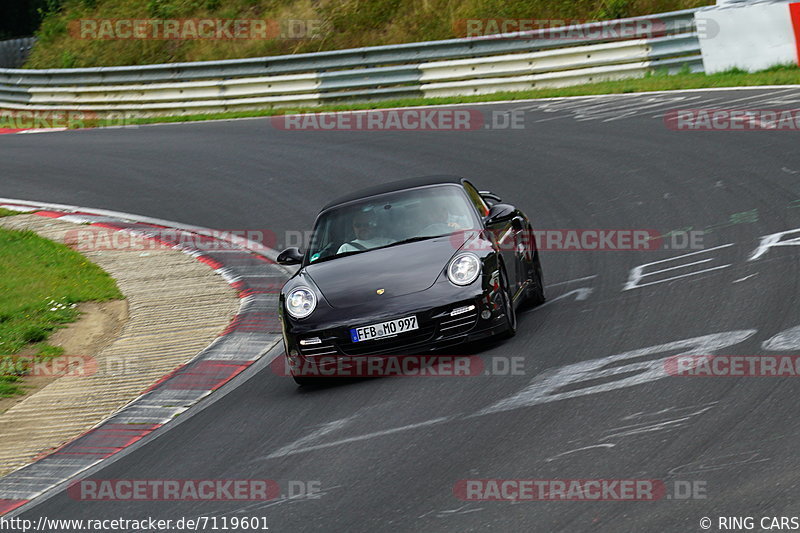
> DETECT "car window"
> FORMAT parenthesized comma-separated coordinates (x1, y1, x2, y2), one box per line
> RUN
(307, 185, 481, 263)
(462, 181, 490, 217)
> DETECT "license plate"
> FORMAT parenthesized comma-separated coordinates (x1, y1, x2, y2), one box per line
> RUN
(350, 316, 418, 342)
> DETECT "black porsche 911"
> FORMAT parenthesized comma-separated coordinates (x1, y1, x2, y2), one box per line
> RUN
(276, 175, 545, 385)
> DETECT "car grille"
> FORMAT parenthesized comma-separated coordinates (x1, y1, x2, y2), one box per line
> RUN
(438, 310, 479, 337)
(298, 340, 338, 357)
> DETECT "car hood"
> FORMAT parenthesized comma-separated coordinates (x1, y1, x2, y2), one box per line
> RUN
(304, 236, 460, 308)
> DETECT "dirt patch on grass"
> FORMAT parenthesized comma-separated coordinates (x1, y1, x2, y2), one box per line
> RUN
(0, 300, 128, 414)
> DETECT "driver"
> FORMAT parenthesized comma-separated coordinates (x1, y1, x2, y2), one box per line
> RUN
(337, 210, 392, 254)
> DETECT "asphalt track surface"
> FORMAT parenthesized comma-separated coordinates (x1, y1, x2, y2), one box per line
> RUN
(3, 87, 800, 532)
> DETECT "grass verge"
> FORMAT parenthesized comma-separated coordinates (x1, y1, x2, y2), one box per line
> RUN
(0, 226, 122, 397)
(0, 208, 24, 218)
(101, 65, 800, 128)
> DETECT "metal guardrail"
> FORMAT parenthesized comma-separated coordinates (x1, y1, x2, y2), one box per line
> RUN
(0, 38, 36, 69)
(0, 10, 702, 116)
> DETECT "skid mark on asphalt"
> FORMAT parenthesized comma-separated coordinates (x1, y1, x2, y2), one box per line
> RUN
(418, 504, 483, 519)
(544, 444, 616, 463)
(543, 403, 717, 463)
(602, 412, 705, 440)
(668, 452, 769, 475)
(620, 402, 718, 421)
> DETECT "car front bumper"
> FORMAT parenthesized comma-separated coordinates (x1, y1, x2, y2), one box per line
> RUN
(281, 281, 508, 372)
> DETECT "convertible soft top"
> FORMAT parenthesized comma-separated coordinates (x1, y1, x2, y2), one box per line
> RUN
(321, 175, 465, 212)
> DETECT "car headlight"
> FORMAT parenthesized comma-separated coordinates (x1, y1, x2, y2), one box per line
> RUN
(286, 287, 317, 319)
(447, 253, 481, 286)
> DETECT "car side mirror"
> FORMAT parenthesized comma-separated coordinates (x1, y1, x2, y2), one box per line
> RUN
(277, 247, 304, 265)
(483, 203, 516, 226)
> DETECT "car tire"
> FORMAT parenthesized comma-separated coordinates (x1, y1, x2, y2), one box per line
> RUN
(497, 265, 516, 339)
(525, 251, 546, 306)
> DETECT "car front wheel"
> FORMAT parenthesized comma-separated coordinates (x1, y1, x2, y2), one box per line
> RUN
(526, 251, 546, 306)
(497, 265, 516, 339)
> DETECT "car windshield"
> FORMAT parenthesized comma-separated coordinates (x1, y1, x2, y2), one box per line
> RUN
(307, 184, 481, 263)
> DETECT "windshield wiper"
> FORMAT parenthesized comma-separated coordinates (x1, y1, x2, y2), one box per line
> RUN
(375, 235, 442, 250)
